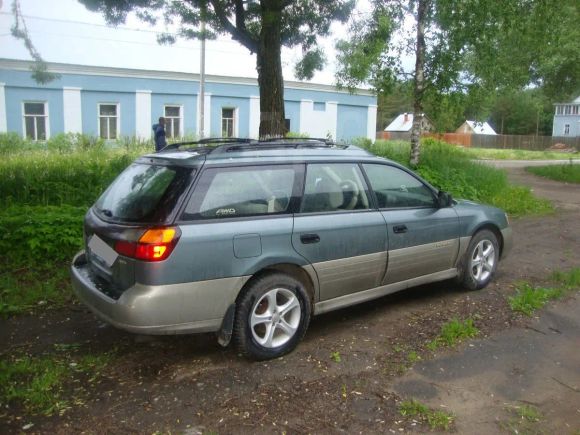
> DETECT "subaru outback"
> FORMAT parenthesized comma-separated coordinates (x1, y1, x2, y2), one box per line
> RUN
(71, 138, 512, 360)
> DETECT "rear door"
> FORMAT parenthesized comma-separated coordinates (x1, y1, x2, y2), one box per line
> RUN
(292, 163, 388, 301)
(362, 163, 460, 284)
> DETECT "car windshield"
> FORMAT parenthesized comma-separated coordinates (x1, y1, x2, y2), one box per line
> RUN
(94, 163, 192, 223)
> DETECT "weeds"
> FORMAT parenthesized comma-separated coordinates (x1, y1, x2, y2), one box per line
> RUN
(366, 139, 554, 217)
(0, 351, 112, 416)
(509, 268, 579, 316)
(330, 351, 341, 363)
(399, 399, 454, 431)
(462, 147, 578, 161)
(527, 161, 580, 184)
(427, 318, 479, 351)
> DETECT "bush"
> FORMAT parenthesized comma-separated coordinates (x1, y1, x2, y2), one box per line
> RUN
(366, 139, 553, 216)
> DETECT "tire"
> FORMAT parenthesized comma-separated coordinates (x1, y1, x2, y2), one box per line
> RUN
(460, 229, 500, 291)
(234, 272, 311, 360)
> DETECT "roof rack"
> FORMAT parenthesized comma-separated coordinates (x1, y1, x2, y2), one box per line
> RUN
(159, 138, 254, 152)
(157, 137, 348, 155)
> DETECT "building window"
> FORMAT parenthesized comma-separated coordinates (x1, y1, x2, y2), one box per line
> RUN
(164, 105, 182, 139)
(313, 102, 325, 111)
(564, 124, 570, 135)
(285, 119, 291, 132)
(573, 105, 579, 115)
(23, 102, 48, 141)
(222, 108, 235, 138)
(98, 103, 119, 139)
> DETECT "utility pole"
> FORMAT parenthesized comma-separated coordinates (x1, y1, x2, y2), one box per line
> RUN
(199, 5, 206, 139)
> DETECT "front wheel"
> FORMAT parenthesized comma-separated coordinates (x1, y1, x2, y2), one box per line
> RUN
(234, 273, 311, 360)
(460, 230, 500, 290)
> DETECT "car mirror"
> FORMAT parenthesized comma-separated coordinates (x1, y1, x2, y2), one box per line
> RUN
(437, 190, 452, 208)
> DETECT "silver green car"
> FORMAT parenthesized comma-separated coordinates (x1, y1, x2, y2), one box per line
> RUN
(71, 138, 512, 359)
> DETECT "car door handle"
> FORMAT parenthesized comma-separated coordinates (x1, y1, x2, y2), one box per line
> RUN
(393, 225, 408, 234)
(300, 233, 320, 244)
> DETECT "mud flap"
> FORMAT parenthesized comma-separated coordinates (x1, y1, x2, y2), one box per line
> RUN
(217, 304, 235, 347)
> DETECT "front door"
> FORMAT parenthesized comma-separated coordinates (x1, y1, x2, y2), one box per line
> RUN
(292, 163, 388, 301)
(362, 163, 460, 284)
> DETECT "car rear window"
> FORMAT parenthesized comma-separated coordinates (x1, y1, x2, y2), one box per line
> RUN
(94, 163, 193, 223)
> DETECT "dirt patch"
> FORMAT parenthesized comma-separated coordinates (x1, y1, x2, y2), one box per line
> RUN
(1, 168, 579, 434)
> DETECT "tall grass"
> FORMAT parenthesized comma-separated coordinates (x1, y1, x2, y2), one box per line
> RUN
(526, 162, 580, 184)
(367, 139, 553, 217)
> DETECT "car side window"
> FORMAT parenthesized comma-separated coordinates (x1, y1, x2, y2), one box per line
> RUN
(183, 166, 296, 219)
(301, 163, 370, 213)
(363, 164, 435, 209)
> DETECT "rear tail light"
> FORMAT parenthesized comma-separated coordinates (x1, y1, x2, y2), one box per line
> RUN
(114, 227, 181, 262)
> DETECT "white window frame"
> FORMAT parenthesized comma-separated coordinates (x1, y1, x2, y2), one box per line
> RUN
(564, 124, 570, 135)
(22, 101, 49, 141)
(221, 107, 238, 138)
(164, 104, 183, 139)
(98, 102, 120, 140)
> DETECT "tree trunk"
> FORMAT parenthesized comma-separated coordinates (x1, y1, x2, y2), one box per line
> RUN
(410, 0, 428, 167)
(257, 1, 286, 139)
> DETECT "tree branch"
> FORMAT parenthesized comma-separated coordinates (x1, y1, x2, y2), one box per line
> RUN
(208, 0, 258, 52)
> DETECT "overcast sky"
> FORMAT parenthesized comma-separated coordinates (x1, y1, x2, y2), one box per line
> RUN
(0, 0, 385, 86)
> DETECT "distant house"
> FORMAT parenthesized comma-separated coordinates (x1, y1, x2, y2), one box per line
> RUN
(552, 96, 580, 137)
(384, 113, 434, 133)
(456, 120, 497, 135)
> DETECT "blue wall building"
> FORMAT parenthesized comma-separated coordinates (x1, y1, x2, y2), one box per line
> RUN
(552, 96, 580, 137)
(0, 59, 377, 142)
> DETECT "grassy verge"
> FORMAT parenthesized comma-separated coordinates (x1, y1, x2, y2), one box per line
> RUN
(0, 350, 112, 416)
(509, 268, 580, 316)
(367, 139, 554, 217)
(526, 162, 580, 184)
(399, 399, 454, 431)
(426, 318, 479, 351)
(461, 147, 578, 161)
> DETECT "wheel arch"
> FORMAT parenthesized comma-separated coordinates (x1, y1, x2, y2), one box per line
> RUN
(471, 222, 504, 256)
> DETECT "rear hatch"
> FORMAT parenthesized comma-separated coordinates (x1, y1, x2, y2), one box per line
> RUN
(83, 158, 196, 298)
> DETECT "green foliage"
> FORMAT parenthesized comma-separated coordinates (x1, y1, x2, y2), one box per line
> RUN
(463, 148, 578, 161)
(527, 162, 580, 184)
(427, 318, 479, 350)
(399, 399, 454, 431)
(367, 139, 554, 217)
(330, 351, 341, 363)
(550, 268, 580, 288)
(508, 283, 561, 316)
(0, 351, 111, 415)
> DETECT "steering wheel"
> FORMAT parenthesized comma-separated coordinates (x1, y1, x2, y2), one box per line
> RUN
(339, 180, 360, 210)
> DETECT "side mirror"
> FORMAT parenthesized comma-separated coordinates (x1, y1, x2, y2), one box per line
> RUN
(437, 190, 452, 208)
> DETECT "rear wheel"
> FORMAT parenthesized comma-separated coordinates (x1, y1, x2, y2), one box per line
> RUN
(461, 230, 500, 290)
(234, 273, 311, 360)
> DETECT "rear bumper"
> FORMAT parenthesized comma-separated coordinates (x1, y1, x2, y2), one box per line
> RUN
(500, 227, 513, 259)
(70, 251, 249, 335)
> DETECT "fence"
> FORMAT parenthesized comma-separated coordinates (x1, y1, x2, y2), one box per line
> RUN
(376, 131, 579, 151)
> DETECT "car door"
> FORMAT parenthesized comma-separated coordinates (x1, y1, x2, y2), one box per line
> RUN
(362, 163, 460, 285)
(292, 162, 388, 301)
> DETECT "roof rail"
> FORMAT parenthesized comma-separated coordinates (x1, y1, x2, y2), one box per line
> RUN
(159, 137, 254, 152)
(259, 137, 335, 146)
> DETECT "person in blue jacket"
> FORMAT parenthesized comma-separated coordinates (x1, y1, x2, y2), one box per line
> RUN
(152, 117, 167, 151)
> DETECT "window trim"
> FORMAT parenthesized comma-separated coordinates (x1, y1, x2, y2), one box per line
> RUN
(179, 163, 304, 222)
(98, 102, 120, 140)
(361, 162, 438, 211)
(22, 101, 49, 141)
(164, 104, 184, 139)
(221, 107, 238, 138)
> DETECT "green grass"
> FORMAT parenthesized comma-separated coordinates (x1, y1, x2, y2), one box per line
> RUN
(0, 351, 112, 416)
(509, 268, 580, 316)
(526, 162, 580, 184)
(427, 318, 479, 351)
(462, 147, 578, 161)
(399, 399, 454, 431)
(367, 139, 554, 217)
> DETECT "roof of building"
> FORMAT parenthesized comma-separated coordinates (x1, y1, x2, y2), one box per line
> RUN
(0, 58, 374, 97)
(384, 113, 431, 132)
(465, 120, 497, 135)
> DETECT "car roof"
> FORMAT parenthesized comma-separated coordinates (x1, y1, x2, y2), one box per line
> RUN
(137, 137, 390, 167)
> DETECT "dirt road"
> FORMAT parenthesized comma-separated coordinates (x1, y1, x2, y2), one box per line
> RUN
(1, 166, 579, 434)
